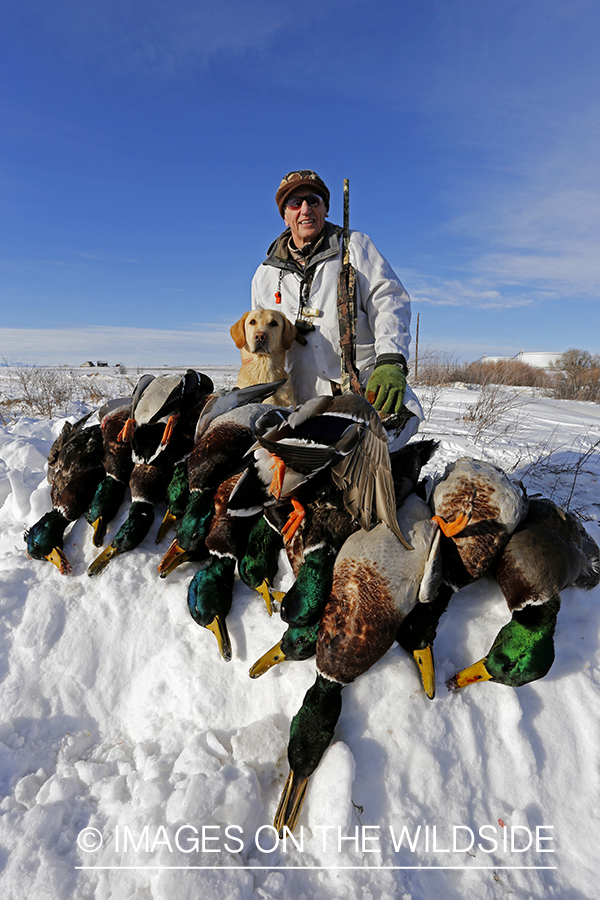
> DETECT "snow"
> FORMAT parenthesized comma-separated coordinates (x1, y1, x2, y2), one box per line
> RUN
(0, 370, 599, 899)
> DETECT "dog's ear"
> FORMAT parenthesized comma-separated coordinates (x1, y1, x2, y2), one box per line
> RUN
(281, 313, 300, 350)
(230, 313, 250, 349)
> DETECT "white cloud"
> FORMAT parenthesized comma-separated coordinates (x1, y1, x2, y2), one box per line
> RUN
(0, 325, 239, 367)
(403, 271, 543, 310)
(439, 108, 600, 301)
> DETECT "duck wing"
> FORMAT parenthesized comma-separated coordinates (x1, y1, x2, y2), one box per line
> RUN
(133, 374, 183, 425)
(195, 380, 288, 439)
(331, 404, 407, 545)
(130, 374, 155, 415)
(254, 393, 410, 546)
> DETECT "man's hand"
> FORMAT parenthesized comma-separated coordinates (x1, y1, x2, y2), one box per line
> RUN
(366, 364, 407, 414)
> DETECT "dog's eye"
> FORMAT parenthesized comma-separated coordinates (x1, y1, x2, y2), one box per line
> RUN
(268, 321, 279, 328)
(248, 318, 256, 325)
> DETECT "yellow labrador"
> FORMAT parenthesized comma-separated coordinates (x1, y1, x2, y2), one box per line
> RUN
(230, 309, 297, 408)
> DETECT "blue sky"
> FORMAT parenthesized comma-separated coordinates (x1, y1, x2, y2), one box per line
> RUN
(1, 0, 599, 366)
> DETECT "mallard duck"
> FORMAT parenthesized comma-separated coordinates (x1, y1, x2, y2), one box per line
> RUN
(158, 490, 214, 577)
(238, 514, 286, 614)
(448, 498, 600, 690)
(248, 490, 355, 679)
(248, 440, 439, 680)
(228, 393, 412, 549)
(87, 453, 173, 575)
(188, 382, 287, 496)
(186, 474, 265, 660)
(155, 460, 190, 543)
(84, 405, 135, 546)
(87, 374, 208, 575)
(395, 582, 454, 699)
(394, 456, 530, 694)
(430, 457, 528, 581)
(117, 370, 214, 451)
(274, 492, 443, 832)
(157, 382, 288, 576)
(25, 412, 105, 573)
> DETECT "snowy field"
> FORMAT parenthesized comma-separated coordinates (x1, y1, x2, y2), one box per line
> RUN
(0, 367, 599, 900)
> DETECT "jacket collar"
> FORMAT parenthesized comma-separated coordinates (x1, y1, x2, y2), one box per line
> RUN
(262, 221, 343, 273)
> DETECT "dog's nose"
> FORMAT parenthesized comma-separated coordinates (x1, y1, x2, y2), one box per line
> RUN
(254, 330, 267, 343)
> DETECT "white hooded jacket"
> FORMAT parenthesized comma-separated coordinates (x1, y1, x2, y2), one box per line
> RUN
(251, 222, 423, 421)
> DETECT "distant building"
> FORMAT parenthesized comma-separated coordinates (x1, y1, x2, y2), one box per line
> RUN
(81, 361, 95, 367)
(478, 350, 562, 371)
(97, 360, 109, 367)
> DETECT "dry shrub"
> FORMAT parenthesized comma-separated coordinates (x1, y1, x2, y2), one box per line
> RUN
(460, 359, 550, 388)
(6, 366, 113, 418)
(411, 347, 462, 386)
(412, 350, 549, 390)
(549, 349, 600, 402)
(460, 383, 531, 444)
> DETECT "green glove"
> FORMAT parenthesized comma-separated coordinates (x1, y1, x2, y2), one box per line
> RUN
(366, 364, 407, 414)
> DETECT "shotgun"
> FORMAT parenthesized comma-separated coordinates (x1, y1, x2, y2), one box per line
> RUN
(337, 179, 364, 395)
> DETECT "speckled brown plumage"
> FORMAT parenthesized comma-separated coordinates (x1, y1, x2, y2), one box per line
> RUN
(316, 493, 441, 685)
(318, 558, 399, 683)
(129, 462, 172, 505)
(432, 457, 528, 580)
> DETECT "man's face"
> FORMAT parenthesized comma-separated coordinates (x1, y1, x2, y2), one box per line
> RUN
(283, 188, 327, 248)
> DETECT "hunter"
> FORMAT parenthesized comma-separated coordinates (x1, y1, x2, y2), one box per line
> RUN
(251, 169, 423, 443)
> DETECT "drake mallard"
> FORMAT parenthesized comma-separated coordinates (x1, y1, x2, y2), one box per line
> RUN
(398, 456, 530, 694)
(238, 513, 286, 615)
(430, 457, 528, 580)
(186, 474, 272, 659)
(154, 380, 278, 543)
(157, 382, 288, 576)
(84, 404, 135, 546)
(448, 498, 600, 690)
(248, 440, 439, 680)
(25, 411, 104, 573)
(117, 370, 214, 451)
(87, 372, 211, 575)
(155, 460, 190, 544)
(273, 491, 443, 833)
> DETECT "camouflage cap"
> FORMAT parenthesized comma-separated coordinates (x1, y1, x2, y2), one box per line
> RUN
(275, 170, 330, 218)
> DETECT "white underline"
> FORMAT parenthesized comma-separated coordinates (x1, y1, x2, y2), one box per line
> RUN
(76, 865, 557, 871)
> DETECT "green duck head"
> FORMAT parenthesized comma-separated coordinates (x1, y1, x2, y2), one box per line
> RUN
(281, 544, 337, 627)
(239, 515, 285, 614)
(448, 599, 560, 690)
(157, 491, 214, 576)
(84, 475, 126, 546)
(87, 500, 154, 576)
(274, 673, 343, 834)
(175, 492, 214, 554)
(239, 516, 283, 589)
(249, 622, 319, 678)
(25, 509, 71, 573)
(396, 582, 454, 700)
(187, 555, 236, 660)
(156, 461, 191, 543)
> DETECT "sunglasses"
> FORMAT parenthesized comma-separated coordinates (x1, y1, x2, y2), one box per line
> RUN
(285, 193, 324, 210)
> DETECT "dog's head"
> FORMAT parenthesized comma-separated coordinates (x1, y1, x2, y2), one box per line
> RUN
(230, 310, 298, 355)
